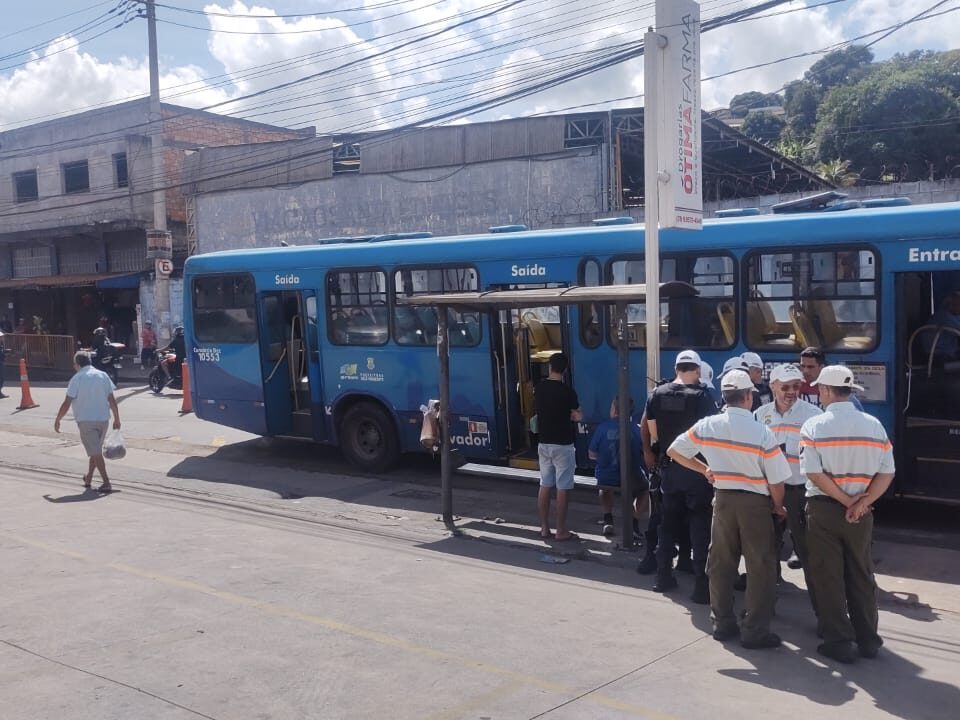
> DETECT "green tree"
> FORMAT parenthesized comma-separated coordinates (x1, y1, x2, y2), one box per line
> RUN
(740, 112, 786, 145)
(812, 54, 960, 181)
(805, 45, 874, 91)
(783, 80, 821, 137)
(728, 90, 783, 118)
(814, 159, 860, 187)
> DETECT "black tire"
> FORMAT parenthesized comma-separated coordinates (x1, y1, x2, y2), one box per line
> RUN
(340, 401, 400, 473)
(148, 368, 165, 394)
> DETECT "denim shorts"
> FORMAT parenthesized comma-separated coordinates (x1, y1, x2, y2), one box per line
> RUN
(538, 443, 577, 491)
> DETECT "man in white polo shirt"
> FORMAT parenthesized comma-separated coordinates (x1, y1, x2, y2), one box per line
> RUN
(668, 369, 791, 649)
(756, 364, 821, 580)
(54, 351, 122, 493)
(800, 365, 895, 664)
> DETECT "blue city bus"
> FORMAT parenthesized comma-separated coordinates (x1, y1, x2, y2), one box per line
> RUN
(183, 200, 960, 500)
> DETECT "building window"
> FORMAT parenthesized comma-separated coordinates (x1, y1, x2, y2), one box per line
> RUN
(393, 266, 480, 346)
(63, 160, 90, 194)
(333, 143, 360, 174)
(327, 269, 388, 345)
(192, 274, 258, 344)
(13, 170, 38, 202)
(609, 254, 736, 349)
(113, 153, 128, 188)
(745, 248, 877, 352)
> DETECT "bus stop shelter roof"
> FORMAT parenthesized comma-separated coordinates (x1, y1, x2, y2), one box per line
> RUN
(396, 281, 698, 310)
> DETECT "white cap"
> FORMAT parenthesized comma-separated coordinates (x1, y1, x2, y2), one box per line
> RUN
(769, 364, 804, 384)
(720, 369, 755, 391)
(719, 356, 748, 377)
(811, 365, 863, 391)
(675, 349, 702, 366)
(700, 360, 715, 389)
(741, 351, 763, 369)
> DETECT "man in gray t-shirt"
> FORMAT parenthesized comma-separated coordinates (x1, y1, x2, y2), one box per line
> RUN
(55, 351, 122, 493)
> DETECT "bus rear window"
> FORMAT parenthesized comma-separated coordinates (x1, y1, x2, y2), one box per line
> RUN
(328, 269, 388, 345)
(192, 275, 257, 343)
(393, 266, 480, 346)
(745, 248, 877, 352)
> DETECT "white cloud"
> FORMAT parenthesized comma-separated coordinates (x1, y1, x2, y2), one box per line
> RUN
(0, 36, 231, 130)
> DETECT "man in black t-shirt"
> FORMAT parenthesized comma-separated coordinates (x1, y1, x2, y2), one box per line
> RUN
(535, 352, 582, 541)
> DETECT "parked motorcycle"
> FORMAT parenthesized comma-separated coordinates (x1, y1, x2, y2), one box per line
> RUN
(149, 352, 182, 394)
(92, 342, 125, 384)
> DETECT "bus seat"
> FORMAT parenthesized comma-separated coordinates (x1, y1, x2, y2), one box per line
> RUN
(717, 302, 735, 345)
(808, 291, 873, 349)
(522, 312, 560, 362)
(790, 304, 822, 348)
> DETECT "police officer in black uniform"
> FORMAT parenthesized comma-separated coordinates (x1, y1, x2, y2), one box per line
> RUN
(645, 349, 719, 603)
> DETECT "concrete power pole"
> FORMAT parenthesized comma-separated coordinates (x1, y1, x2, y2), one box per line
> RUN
(145, 0, 173, 345)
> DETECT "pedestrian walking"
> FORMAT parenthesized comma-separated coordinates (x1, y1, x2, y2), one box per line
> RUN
(535, 353, 582, 541)
(800, 365, 895, 664)
(54, 351, 122, 493)
(755, 364, 821, 595)
(645, 349, 718, 603)
(140, 320, 157, 369)
(668, 369, 791, 649)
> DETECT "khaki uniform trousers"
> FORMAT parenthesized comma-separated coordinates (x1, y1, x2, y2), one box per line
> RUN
(707, 489, 778, 642)
(805, 496, 880, 646)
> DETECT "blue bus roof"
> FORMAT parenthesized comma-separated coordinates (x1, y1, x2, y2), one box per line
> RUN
(185, 201, 960, 275)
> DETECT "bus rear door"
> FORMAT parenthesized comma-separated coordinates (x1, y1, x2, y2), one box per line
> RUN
(257, 290, 326, 440)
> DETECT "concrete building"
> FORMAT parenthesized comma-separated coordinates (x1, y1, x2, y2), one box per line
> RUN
(185, 109, 831, 253)
(0, 99, 310, 346)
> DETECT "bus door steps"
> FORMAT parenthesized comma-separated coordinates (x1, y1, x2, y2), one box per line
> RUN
(290, 409, 313, 437)
(458, 462, 597, 487)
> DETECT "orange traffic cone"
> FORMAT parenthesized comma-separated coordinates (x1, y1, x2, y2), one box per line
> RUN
(17, 358, 38, 410)
(178, 361, 193, 415)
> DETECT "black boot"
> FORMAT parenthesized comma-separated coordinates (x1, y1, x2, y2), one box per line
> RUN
(636, 551, 657, 575)
(652, 573, 678, 593)
(690, 575, 710, 604)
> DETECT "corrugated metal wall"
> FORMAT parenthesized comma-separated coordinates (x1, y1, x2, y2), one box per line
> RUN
(360, 117, 567, 173)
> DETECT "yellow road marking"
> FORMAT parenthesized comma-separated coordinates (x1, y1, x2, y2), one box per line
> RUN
(1, 530, 680, 719)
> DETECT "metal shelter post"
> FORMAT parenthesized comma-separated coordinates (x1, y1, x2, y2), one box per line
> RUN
(437, 307, 456, 530)
(615, 302, 634, 549)
(643, 30, 666, 389)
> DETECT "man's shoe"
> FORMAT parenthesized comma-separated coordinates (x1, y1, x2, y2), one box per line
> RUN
(636, 554, 658, 575)
(818, 641, 858, 664)
(691, 577, 710, 605)
(858, 638, 883, 659)
(741, 633, 782, 649)
(713, 624, 739, 641)
(675, 555, 694, 574)
(787, 552, 802, 570)
(652, 575, 678, 593)
(734, 573, 747, 591)
(601, 523, 615, 537)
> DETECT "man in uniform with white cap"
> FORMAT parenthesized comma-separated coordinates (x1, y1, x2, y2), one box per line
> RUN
(800, 365, 895, 663)
(645, 349, 718, 603)
(668, 369, 791, 648)
(741, 352, 772, 410)
(755, 364, 822, 597)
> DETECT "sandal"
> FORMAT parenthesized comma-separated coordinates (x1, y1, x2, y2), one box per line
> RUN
(96, 484, 113, 494)
(539, 530, 554, 539)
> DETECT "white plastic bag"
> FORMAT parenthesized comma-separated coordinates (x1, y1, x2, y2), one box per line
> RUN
(103, 429, 127, 460)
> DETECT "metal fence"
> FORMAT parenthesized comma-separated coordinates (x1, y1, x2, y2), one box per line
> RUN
(1, 333, 76, 370)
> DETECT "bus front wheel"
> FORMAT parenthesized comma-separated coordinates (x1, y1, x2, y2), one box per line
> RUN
(340, 402, 400, 473)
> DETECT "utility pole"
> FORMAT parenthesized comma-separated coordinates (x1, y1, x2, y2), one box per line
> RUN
(145, 0, 173, 345)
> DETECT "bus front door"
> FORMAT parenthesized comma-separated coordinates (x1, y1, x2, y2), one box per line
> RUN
(258, 290, 326, 440)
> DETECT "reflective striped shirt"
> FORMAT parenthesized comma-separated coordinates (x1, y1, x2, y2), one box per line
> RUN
(754, 399, 822, 485)
(669, 406, 792, 495)
(799, 401, 895, 498)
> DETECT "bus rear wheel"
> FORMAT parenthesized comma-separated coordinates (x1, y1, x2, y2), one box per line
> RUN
(340, 402, 400, 473)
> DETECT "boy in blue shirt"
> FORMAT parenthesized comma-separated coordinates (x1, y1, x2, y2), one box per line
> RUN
(589, 396, 649, 538)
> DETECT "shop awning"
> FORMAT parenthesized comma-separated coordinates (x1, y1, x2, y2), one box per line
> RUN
(0, 272, 144, 290)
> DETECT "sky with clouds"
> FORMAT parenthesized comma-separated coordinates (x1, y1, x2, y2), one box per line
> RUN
(0, 0, 957, 133)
